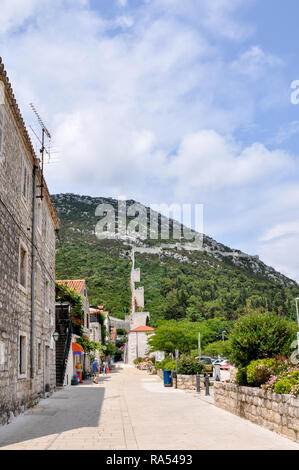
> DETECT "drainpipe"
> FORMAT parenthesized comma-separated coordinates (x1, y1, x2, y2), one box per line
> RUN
(30, 165, 37, 379)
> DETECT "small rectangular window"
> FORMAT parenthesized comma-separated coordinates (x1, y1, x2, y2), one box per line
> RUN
(19, 243, 28, 289)
(45, 345, 49, 368)
(21, 156, 30, 203)
(45, 277, 50, 312)
(35, 264, 41, 302)
(0, 106, 4, 159)
(37, 200, 42, 233)
(19, 335, 27, 376)
(37, 343, 41, 370)
(42, 208, 47, 239)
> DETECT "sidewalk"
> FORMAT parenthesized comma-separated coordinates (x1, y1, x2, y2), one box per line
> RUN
(0, 364, 298, 450)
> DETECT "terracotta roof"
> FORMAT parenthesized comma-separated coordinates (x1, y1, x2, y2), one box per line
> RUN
(0, 58, 59, 230)
(56, 280, 86, 295)
(130, 326, 154, 333)
(89, 308, 101, 314)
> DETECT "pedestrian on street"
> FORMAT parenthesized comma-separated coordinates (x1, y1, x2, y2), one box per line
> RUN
(92, 359, 99, 384)
(103, 360, 108, 375)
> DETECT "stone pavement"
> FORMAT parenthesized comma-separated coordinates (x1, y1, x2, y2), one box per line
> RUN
(0, 364, 299, 450)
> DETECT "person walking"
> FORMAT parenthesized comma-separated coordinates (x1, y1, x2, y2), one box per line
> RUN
(92, 359, 99, 384)
(103, 360, 108, 375)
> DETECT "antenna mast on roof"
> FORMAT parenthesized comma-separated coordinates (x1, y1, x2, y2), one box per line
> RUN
(29, 103, 51, 200)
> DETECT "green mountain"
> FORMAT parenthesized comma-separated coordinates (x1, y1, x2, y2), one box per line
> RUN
(53, 193, 298, 324)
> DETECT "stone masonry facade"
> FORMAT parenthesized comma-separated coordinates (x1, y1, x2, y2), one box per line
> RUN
(0, 60, 59, 425)
(214, 382, 299, 443)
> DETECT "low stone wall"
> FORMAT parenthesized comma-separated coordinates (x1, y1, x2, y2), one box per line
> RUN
(177, 374, 198, 390)
(214, 382, 299, 443)
(156, 370, 206, 390)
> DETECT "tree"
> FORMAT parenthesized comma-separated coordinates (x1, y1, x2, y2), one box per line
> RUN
(229, 310, 297, 367)
(147, 320, 200, 355)
(147, 318, 230, 355)
(203, 340, 230, 357)
(105, 341, 117, 357)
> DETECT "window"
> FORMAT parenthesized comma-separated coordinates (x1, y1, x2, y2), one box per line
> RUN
(19, 335, 27, 376)
(35, 263, 41, 302)
(21, 159, 30, 203)
(45, 277, 50, 312)
(37, 342, 41, 370)
(45, 345, 49, 368)
(0, 105, 4, 159)
(19, 243, 28, 290)
(42, 208, 48, 239)
(0, 341, 5, 367)
(36, 200, 42, 233)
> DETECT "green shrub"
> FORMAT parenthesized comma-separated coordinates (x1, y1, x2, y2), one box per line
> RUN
(163, 360, 176, 371)
(246, 359, 280, 387)
(235, 367, 248, 386)
(274, 379, 292, 395)
(290, 370, 299, 382)
(229, 311, 296, 367)
(155, 358, 170, 370)
(203, 340, 230, 358)
(155, 358, 176, 371)
(134, 357, 143, 365)
(177, 355, 203, 375)
(116, 328, 127, 335)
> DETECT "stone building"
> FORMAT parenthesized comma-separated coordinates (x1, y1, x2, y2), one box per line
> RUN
(56, 280, 91, 337)
(127, 326, 154, 365)
(0, 59, 60, 424)
(56, 280, 91, 381)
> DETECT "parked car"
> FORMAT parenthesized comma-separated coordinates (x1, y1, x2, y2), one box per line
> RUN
(197, 356, 214, 377)
(220, 360, 231, 370)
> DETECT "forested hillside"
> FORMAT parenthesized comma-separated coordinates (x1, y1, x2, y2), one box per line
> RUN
(53, 194, 298, 323)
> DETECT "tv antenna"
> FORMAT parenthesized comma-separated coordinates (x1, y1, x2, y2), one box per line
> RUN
(29, 103, 51, 200)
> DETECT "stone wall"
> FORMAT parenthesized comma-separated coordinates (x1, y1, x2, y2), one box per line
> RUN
(156, 370, 204, 390)
(214, 382, 299, 443)
(176, 374, 198, 390)
(0, 73, 58, 425)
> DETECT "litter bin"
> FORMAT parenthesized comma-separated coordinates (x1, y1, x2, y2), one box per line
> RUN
(163, 370, 172, 387)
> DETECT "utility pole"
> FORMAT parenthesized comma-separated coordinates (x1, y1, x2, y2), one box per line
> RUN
(198, 332, 201, 358)
(295, 298, 299, 326)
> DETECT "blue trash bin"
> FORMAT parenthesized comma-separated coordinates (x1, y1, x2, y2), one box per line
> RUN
(163, 370, 172, 387)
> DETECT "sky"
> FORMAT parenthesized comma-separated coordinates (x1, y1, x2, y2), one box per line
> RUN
(1, 0, 299, 282)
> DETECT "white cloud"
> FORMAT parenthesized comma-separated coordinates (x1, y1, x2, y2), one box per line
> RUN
(0, 0, 298, 281)
(231, 45, 284, 79)
(258, 235, 299, 282)
(169, 130, 294, 192)
(260, 221, 299, 242)
(201, 0, 253, 40)
(0, 0, 41, 34)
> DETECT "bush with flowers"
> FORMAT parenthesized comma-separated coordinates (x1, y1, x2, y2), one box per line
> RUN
(261, 366, 299, 398)
(246, 358, 286, 387)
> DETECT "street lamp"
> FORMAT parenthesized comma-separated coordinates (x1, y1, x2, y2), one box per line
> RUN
(52, 331, 59, 342)
(295, 298, 299, 326)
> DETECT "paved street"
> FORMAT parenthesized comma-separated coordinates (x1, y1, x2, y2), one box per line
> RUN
(0, 364, 298, 450)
